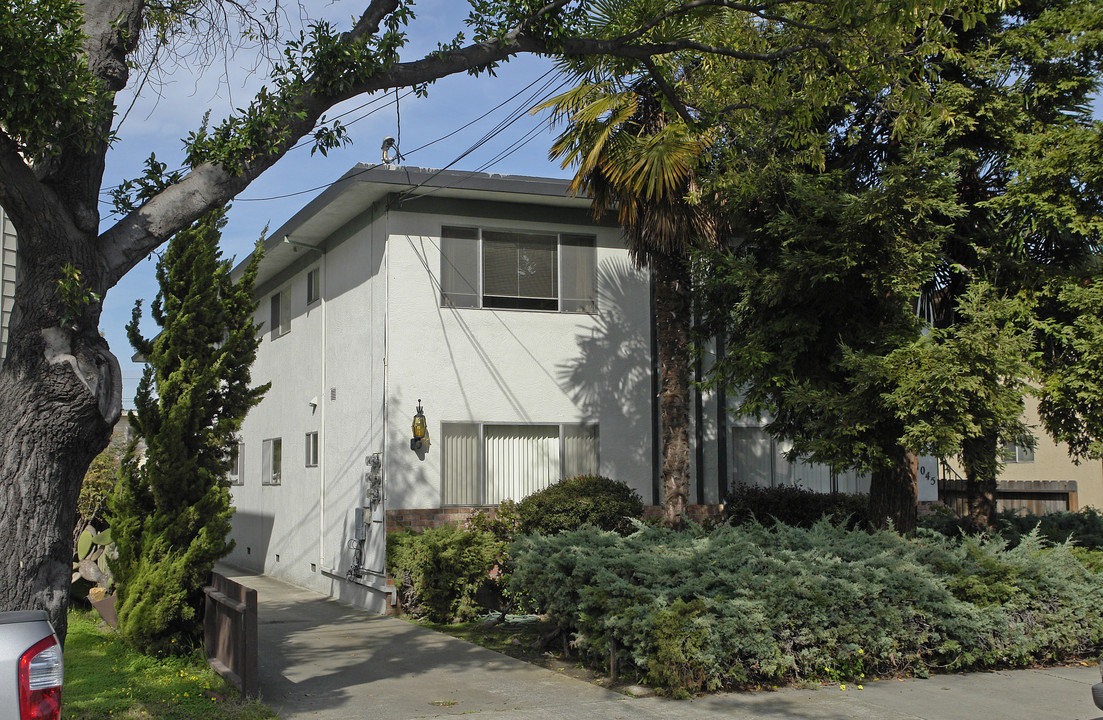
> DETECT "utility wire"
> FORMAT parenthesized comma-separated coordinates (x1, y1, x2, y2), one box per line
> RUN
(237, 68, 562, 204)
(388, 73, 573, 206)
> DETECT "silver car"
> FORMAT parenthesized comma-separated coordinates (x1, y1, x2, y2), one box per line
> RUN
(0, 610, 63, 720)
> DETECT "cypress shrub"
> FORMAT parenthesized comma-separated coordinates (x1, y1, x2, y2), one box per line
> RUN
(509, 521, 1103, 695)
(111, 211, 267, 655)
(724, 484, 870, 529)
(919, 506, 1103, 550)
(387, 525, 503, 622)
(516, 474, 643, 535)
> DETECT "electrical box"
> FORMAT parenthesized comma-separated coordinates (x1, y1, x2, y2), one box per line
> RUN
(352, 507, 366, 540)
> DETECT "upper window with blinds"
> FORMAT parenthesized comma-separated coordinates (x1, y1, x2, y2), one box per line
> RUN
(440, 226, 596, 312)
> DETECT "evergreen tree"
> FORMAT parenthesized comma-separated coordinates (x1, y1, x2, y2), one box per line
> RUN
(695, 0, 1103, 531)
(111, 210, 267, 655)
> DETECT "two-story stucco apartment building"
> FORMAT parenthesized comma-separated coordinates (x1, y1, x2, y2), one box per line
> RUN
(224, 165, 667, 612)
(130, 165, 1095, 613)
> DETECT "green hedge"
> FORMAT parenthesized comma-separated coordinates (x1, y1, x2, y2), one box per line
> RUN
(516, 474, 644, 535)
(724, 484, 870, 529)
(508, 521, 1103, 696)
(386, 525, 503, 623)
(920, 507, 1103, 550)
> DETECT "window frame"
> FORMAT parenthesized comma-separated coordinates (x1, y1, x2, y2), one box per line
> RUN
(440, 225, 596, 313)
(306, 267, 320, 305)
(1001, 439, 1035, 464)
(262, 437, 282, 485)
(227, 441, 245, 486)
(270, 290, 290, 339)
(440, 422, 599, 506)
(305, 431, 319, 468)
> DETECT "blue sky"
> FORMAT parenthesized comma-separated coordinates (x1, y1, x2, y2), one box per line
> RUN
(99, 2, 1103, 408)
(101, 1, 572, 407)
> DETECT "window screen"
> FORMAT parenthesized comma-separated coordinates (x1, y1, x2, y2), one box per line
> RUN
(441, 226, 479, 308)
(560, 234, 596, 312)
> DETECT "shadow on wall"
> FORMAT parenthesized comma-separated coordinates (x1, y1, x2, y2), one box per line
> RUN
(227, 510, 276, 573)
(558, 259, 652, 471)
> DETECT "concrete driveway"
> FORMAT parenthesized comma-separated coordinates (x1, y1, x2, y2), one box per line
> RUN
(219, 568, 1103, 720)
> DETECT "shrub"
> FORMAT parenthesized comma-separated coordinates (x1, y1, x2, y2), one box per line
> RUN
(386, 525, 503, 623)
(467, 499, 522, 544)
(724, 484, 870, 529)
(508, 521, 1103, 695)
(515, 475, 643, 536)
(918, 507, 1103, 550)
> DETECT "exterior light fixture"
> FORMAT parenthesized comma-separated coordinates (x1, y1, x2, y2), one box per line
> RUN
(410, 399, 428, 452)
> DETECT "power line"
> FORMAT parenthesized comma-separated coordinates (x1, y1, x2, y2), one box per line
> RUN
(236, 68, 562, 204)
(388, 73, 574, 206)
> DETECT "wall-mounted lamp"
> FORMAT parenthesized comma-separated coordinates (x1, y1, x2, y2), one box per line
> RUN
(309, 396, 319, 414)
(410, 399, 428, 452)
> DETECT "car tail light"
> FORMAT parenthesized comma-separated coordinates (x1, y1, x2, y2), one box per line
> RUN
(18, 635, 62, 720)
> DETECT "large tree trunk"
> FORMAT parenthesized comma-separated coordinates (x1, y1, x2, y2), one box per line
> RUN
(0, 257, 120, 644)
(653, 253, 692, 529)
(962, 431, 999, 531)
(868, 445, 918, 534)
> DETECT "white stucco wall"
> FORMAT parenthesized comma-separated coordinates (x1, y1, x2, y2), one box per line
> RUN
(227, 206, 390, 610)
(381, 207, 654, 510)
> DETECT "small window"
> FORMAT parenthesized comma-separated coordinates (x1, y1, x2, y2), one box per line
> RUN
(270, 291, 290, 339)
(305, 431, 319, 467)
(227, 441, 244, 486)
(262, 438, 282, 485)
(1001, 439, 1035, 463)
(306, 268, 320, 305)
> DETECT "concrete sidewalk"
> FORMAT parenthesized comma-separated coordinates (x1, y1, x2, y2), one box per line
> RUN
(219, 567, 1103, 720)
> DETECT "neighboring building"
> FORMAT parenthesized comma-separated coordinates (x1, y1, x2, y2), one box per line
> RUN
(940, 397, 1102, 515)
(0, 207, 17, 365)
(224, 165, 1103, 613)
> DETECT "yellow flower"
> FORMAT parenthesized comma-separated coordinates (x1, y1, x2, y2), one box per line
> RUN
(840, 684, 847, 691)
(858, 648, 864, 655)
(858, 684, 864, 690)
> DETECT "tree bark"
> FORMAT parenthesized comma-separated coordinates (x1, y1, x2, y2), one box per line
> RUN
(0, 277, 118, 642)
(868, 445, 918, 534)
(653, 253, 693, 529)
(962, 431, 999, 531)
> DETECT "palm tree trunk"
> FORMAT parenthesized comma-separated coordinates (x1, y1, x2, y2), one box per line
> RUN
(653, 252, 692, 529)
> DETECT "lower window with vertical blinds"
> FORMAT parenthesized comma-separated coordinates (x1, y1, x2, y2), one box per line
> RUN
(441, 422, 599, 505)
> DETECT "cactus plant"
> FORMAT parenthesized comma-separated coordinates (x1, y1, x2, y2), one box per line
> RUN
(72, 526, 115, 590)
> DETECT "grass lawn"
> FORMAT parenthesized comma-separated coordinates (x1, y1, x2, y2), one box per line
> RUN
(63, 610, 276, 720)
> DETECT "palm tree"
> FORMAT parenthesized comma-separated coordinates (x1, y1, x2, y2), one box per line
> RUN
(539, 80, 720, 528)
